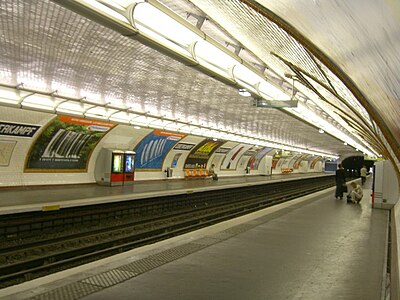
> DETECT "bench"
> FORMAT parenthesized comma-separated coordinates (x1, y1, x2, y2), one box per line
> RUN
(281, 168, 293, 174)
(184, 169, 210, 179)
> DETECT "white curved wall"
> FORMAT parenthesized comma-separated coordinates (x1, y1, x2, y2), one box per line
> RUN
(0, 107, 326, 187)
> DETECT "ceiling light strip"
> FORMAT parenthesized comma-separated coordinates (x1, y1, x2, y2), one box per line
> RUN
(0, 84, 338, 159)
(66, 0, 291, 101)
(285, 103, 376, 157)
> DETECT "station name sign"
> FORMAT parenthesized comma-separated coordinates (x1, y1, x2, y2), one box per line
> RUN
(173, 142, 195, 151)
(0, 121, 41, 137)
(215, 147, 231, 154)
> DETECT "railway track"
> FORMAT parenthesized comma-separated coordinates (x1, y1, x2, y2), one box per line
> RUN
(0, 176, 335, 288)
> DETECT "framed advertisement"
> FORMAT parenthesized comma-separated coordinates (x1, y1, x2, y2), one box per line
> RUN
(221, 144, 253, 170)
(134, 130, 185, 170)
(25, 115, 115, 172)
(247, 147, 273, 170)
(184, 139, 225, 169)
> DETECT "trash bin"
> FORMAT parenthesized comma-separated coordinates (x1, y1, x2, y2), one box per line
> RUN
(246, 166, 250, 174)
(165, 167, 173, 178)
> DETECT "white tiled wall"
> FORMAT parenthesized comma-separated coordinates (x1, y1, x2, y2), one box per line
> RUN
(0, 107, 325, 187)
(0, 107, 55, 186)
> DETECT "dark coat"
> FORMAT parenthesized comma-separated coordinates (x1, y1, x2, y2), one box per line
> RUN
(335, 168, 346, 184)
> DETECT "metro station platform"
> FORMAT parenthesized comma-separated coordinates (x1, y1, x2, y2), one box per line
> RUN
(0, 172, 332, 215)
(0, 178, 389, 300)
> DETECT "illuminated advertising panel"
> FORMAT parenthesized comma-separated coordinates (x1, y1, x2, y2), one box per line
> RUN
(112, 153, 124, 173)
(124, 154, 134, 173)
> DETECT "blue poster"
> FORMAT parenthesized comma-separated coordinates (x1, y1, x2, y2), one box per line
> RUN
(134, 130, 185, 170)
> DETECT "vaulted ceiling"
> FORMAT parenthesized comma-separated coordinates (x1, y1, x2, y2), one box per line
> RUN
(0, 0, 399, 167)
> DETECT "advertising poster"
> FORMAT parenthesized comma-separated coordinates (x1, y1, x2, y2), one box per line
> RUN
(134, 130, 185, 170)
(221, 144, 252, 170)
(281, 157, 291, 168)
(247, 147, 273, 170)
(184, 139, 225, 169)
(276, 158, 284, 169)
(310, 156, 322, 169)
(271, 158, 279, 170)
(286, 154, 301, 169)
(293, 154, 309, 169)
(25, 115, 115, 172)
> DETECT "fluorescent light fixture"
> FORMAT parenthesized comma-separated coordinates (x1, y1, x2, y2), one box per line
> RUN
(146, 117, 162, 128)
(199, 128, 212, 136)
(285, 102, 375, 157)
(238, 89, 251, 97)
(147, 118, 167, 128)
(22, 94, 62, 111)
(294, 104, 320, 124)
(85, 106, 118, 119)
(81, 0, 129, 23)
(96, 0, 134, 10)
(194, 39, 237, 79)
(131, 115, 154, 127)
(290, 83, 378, 157)
(190, 127, 203, 135)
(178, 125, 192, 133)
(0, 86, 20, 105)
(56, 101, 92, 115)
(258, 80, 290, 101)
(131, 2, 202, 58)
(43, 0, 350, 160)
(0, 84, 341, 159)
(233, 64, 264, 89)
(108, 111, 131, 123)
(163, 124, 179, 131)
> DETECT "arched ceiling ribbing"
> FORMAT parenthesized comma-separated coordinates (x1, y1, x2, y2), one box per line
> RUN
(1, 0, 399, 166)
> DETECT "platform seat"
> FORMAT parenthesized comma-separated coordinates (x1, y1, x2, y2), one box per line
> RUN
(281, 168, 294, 174)
(185, 169, 210, 179)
